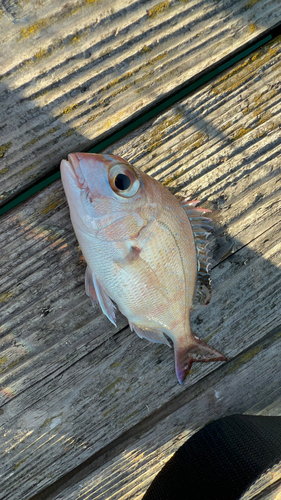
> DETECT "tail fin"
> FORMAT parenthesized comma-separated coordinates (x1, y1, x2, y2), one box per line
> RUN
(175, 336, 226, 385)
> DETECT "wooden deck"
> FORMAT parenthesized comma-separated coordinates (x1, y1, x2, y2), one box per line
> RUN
(0, 1, 281, 499)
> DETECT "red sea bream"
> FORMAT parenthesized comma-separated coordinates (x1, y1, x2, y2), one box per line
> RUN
(60, 153, 226, 384)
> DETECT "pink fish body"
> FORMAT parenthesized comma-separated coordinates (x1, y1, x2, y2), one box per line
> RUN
(60, 153, 226, 384)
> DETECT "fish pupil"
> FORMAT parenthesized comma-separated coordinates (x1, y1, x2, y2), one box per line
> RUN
(115, 173, 131, 190)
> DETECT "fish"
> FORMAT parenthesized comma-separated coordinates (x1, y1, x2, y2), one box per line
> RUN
(60, 153, 226, 384)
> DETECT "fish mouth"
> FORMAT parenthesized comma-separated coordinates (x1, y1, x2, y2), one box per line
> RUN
(61, 153, 87, 189)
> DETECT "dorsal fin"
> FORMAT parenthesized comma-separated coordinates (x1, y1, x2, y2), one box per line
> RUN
(180, 199, 213, 307)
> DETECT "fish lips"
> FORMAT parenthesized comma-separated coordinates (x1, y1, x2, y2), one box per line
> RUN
(60, 154, 93, 216)
(67, 153, 88, 189)
(61, 153, 105, 202)
(62, 153, 101, 190)
(60, 155, 81, 190)
(65, 153, 121, 196)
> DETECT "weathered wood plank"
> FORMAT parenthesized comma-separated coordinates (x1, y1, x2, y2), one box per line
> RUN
(0, 0, 281, 205)
(250, 482, 281, 500)
(1, 216, 280, 499)
(0, 36, 281, 498)
(48, 324, 281, 500)
(1, 34, 279, 406)
(105, 34, 281, 232)
(241, 464, 281, 500)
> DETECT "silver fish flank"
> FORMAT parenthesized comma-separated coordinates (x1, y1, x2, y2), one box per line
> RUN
(60, 153, 226, 384)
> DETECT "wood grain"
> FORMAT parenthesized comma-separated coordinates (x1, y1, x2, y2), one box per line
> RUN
(241, 463, 281, 500)
(0, 193, 280, 498)
(0, 0, 281, 205)
(0, 36, 281, 499)
(49, 324, 281, 500)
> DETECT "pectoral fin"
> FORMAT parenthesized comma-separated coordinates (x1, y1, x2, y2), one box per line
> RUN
(129, 322, 171, 347)
(175, 335, 227, 385)
(85, 267, 117, 327)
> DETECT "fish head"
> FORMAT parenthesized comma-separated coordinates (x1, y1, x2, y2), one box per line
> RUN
(60, 153, 153, 235)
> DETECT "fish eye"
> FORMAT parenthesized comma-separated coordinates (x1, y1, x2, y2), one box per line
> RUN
(108, 164, 140, 198)
(114, 173, 131, 191)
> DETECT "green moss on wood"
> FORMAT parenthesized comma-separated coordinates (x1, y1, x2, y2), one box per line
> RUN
(149, 52, 167, 64)
(147, 1, 170, 18)
(0, 356, 27, 375)
(100, 51, 167, 98)
(110, 362, 121, 368)
(0, 356, 8, 366)
(227, 346, 262, 374)
(141, 45, 152, 54)
(42, 199, 61, 215)
(14, 458, 27, 470)
(60, 103, 80, 116)
(67, 33, 83, 45)
(21, 160, 42, 174)
(64, 129, 75, 137)
(18, 0, 101, 41)
(212, 40, 280, 96)
(232, 127, 251, 141)
(100, 377, 123, 396)
(0, 291, 14, 303)
(258, 112, 273, 125)
(20, 20, 47, 39)
(35, 48, 50, 61)
(29, 88, 51, 101)
(0, 167, 9, 175)
(120, 410, 138, 423)
(162, 169, 185, 187)
(147, 112, 183, 152)
(103, 405, 118, 417)
(204, 329, 218, 343)
(249, 23, 257, 34)
(128, 363, 137, 372)
(0, 141, 12, 158)
(23, 127, 60, 150)
(221, 121, 231, 131)
(254, 88, 277, 106)
(244, 0, 263, 10)
(41, 412, 63, 428)
(181, 131, 207, 151)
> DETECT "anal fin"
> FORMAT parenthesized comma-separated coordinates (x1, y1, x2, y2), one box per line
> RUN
(175, 336, 226, 385)
(85, 266, 99, 306)
(85, 266, 117, 327)
(129, 322, 171, 347)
